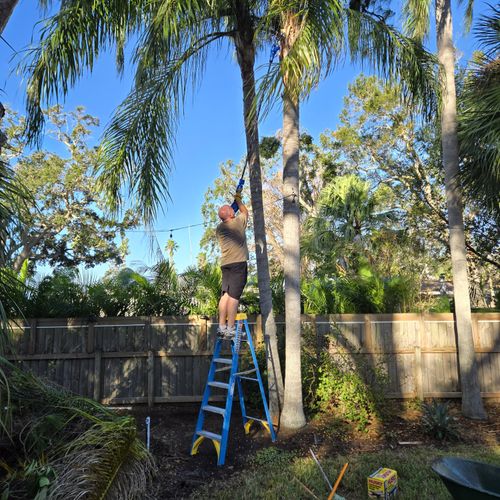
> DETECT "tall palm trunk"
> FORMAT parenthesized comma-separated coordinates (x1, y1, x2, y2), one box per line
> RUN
(234, 8, 284, 421)
(279, 13, 306, 430)
(435, 0, 486, 419)
(0, 0, 18, 34)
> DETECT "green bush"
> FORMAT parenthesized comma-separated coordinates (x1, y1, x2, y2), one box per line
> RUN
(303, 327, 388, 430)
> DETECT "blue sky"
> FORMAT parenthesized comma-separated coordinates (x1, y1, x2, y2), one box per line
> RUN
(0, 0, 490, 275)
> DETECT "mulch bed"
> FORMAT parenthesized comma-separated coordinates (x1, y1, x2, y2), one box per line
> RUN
(128, 401, 500, 499)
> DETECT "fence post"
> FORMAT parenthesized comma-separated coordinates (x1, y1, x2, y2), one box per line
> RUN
(256, 315, 263, 345)
(415, 314, 425, 400)
(199, 317, 208, 351)
(147, 350, 154, 408)
(93, 349, 102, 402)
(28, 319, 37, 355)
(364, 314, 373, 353)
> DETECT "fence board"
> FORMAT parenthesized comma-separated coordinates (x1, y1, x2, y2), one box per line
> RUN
(6, 313, 500, 404)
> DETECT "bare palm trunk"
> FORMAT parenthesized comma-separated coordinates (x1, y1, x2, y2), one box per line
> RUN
(279, 13, 306, 429)
(280, 90, 306, 429)
(0, 0, 18, 34)
(234, 11, 284, 421)
(435, 0, 486, 419)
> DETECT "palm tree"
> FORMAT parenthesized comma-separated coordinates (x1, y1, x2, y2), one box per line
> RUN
(404, 0, 487, 419)
(22, 1, 285, 418)
(165, 238, 179, 264)
(459, 6, 500, 217)
(263, 0, 438, 429)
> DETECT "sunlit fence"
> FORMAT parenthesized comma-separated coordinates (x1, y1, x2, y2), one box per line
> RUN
(6, 313, 500, 405)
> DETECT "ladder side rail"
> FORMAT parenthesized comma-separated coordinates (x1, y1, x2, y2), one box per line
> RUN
(235, 374, 248, 428)
(191, 338, 222, 450)
(218, 342, 239, 465)
(245, 319, 277, 441)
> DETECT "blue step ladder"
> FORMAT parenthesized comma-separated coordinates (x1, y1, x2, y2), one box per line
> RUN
(191, 313, 276, 466)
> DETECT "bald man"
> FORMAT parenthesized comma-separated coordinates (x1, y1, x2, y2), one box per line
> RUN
(216, 194, 249, 339)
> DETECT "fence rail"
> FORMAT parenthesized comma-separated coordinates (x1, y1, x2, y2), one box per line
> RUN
(6, 313, 500, 405)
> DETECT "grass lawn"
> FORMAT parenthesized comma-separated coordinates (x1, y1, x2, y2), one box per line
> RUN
(191, 444, 500, 499)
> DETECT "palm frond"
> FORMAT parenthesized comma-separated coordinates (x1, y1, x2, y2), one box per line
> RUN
(402, 0, 431, 41)
(21, 0, 148, 146)
(258, 4, 438, 119)
(346, 10, 439, 118)
(0, 357, 155, 498)
(458, 6, 500, 215)
(96, 70, 175, 222)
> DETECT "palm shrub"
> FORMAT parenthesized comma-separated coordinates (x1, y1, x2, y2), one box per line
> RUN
(421, 399, 460, 441)
(0, 358, 155, 499)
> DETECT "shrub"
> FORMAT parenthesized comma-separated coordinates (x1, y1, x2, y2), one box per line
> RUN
(303, 326, 388, 430)
(421, 400, 460, 441)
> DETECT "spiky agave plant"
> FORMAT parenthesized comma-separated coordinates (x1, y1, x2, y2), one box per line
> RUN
(0, 358, 156, 499)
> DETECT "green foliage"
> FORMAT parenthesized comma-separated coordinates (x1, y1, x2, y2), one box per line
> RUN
(421, 400, 460, 441)
(3, 107, 138, 272)
(301, 327, 388, 430)
(429, 296, 452, 313)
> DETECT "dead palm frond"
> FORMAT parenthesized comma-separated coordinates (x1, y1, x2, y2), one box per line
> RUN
(0, 358, 156, 499)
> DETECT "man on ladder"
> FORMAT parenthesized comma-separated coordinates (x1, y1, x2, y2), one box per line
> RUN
(216, 190, 249, 340)
(191, 183, 276, 466)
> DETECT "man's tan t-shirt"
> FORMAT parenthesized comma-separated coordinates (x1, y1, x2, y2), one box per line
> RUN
(216, 213, 249, 266)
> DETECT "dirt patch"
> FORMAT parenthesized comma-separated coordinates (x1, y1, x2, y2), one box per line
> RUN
(128, 401, 500, 499)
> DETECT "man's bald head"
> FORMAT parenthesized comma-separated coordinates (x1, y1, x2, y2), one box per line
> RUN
(218, 205, 235, 221)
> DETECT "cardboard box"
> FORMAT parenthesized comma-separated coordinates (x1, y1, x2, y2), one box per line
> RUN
(367, 468, 398, 498)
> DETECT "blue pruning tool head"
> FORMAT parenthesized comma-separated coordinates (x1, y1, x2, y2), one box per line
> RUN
(231, 179, 245, 213)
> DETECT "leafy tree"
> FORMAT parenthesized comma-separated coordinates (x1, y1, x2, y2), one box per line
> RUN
(327, 75, 498, 302)
(2, 106, 138, 273)
(404, 0, 487, 419)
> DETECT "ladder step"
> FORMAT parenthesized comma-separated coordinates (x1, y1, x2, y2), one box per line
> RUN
(247, 416, 268, 424)
(202, 405, 226, 416)
(197, 430, 222, 441)
(208, 381, 230, 389)
(214, 358, 232, 364)
(235, 368, 256, 376)
(215, 365, 232, 373)
(238, 376, 259, 381)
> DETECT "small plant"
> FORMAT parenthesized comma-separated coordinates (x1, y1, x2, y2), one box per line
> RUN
(421, 400, 460, 441)
(249, 447, 295, 468)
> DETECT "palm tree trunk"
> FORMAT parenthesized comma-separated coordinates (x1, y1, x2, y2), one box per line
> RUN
(234, 18, 284, 422)
(435, 0, 486, 419)
(0, 0, 18, 34)
(279, 12, 307, 428)
(280, 88, 306, 429)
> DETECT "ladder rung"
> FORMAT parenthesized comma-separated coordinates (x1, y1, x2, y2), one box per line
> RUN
(215, 366, 231, 373)
(202, 405, 226, 416)
(208, 381, 230, 389)
(246, 416, 268, 423)
(235, 368, 256, 376)
(238, 376, 258, 381)
(197, 430, 222, 441)
(214, 358, 232, 364)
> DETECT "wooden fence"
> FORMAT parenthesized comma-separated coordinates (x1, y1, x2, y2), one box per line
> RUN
(6, 313, 500, 405)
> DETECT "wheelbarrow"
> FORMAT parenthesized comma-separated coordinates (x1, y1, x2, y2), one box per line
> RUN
(432, 457, 500, 500)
